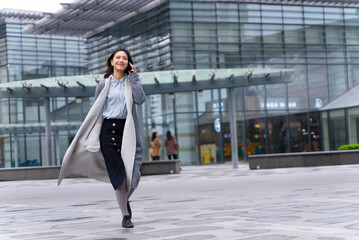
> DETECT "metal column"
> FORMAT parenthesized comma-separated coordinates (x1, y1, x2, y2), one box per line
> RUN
(143, 98, 150, 161)
(241, 87, 248, 162)
(14, 134, 18, 167)
(55, 131, 60, 165)
(173, 96, 178, 139)
(194, 91, 201, 164)
(218, 89, 224, 163)
(228, 87, 239, 169)
(44, 97, 52, 166)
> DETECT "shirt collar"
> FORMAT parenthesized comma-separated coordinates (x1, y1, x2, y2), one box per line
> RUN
(110, 74, 125, 85)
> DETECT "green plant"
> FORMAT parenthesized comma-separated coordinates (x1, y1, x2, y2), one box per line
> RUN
(338, 144, 359, 150)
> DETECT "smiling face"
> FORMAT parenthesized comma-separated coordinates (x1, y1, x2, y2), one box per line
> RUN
(111, 51, 129, 73)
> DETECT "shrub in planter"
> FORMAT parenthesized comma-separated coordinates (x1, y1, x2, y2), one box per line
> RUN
(338, 144, 359, 150)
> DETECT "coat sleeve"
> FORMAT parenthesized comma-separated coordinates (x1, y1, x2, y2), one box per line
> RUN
(128, 73, 146, 105)
(94, 79, 106, 102)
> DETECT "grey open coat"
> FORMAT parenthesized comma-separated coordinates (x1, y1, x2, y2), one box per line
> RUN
(58, 73, 146, 193)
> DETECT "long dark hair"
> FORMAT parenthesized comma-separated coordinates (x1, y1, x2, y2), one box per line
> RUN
(166, 130, 173, 140)
(151, 132, 157, 142)
(104, 48, 133, 79)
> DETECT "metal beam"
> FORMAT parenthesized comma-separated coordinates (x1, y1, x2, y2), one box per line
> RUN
(41, 84, 49, 92)
(76, 81, 86, 90)
(0, 74, 293, 98)
(0, 87, 95, 98)
(143, 75, 293, 95)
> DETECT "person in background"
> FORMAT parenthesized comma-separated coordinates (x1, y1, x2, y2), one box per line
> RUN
(165, 130, 178, 160)
(151, 132, 161, 160)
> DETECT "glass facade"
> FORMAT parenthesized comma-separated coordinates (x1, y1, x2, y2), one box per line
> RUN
(1, 1, 359, 168)
(0, 10, 88, 168)
(0, 96, 92, 168)
(86, 3, 171, 74)
(0, 23, 87, 83)
(137, 1, 359, 164)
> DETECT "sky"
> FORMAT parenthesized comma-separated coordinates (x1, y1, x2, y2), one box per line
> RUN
(0, 0, 73, 13)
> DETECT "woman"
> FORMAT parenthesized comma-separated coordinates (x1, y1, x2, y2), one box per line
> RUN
(58, 48, 145, 229)
(165, 130, 178, 160)
(150, 132, 161, 160)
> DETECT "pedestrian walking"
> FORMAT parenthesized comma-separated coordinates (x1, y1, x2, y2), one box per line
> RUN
(165, 130, 178, 160)
(150, 132, 161, 160)
(58, 48, 146, 228)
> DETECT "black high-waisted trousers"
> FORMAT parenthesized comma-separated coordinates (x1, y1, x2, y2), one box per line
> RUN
(100, 118, 126, 189)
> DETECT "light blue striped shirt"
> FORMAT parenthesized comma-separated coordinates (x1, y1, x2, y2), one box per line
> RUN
(102, 75, 127, 119)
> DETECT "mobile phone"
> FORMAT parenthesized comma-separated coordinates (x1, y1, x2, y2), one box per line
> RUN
(127, 62, 133, 73)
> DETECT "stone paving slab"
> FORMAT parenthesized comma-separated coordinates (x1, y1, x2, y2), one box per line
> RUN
(1, 162, 359, 239)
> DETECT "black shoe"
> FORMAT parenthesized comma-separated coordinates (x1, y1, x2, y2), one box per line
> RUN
(127, 201, 132, 219)
(122, 215, 134, 228)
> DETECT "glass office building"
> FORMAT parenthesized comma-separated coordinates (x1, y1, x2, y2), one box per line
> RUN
(0, 9, 87, 168)
(1, 0, 359, 168)
(85, 0, 359, 164)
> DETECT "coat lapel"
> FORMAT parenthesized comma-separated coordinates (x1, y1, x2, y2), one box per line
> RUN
(85, 78, 110, 152)
(121, 75, 136, 192)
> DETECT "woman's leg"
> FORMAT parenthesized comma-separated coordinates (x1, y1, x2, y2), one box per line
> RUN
(116, 183, 134, 228)
(127, 188, 135, 200)
(173, 154, 178, 159)
(168, 155, 172, 160)
(115, 181, 129, 217)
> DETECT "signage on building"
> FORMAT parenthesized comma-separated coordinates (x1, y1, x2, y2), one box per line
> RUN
(214, 118, 221, 133)
(260, 98, 299, 110)
(314, 98, 323, 109)
(212, 102, 224, 115)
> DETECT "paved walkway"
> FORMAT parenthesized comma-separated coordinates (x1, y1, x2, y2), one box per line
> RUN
(2, 162, 359, 240)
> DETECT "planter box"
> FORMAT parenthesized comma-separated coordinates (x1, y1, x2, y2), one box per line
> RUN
(0, 160, 180, 181)
(249, 150, 359, 170)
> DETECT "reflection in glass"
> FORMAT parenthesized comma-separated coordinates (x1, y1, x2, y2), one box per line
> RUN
(348, 64, 359, 89)
(268, 115, 287, 153)
(328, 65, 347, 100)
(240, 3, 261, 23)
(308, 64, 329, 109)
(310, 112, 321, 151)
(246, 117, 267, 155)
(283, 6, 303, 24)
(348, 107, 359, 144)
(289, 113, 308, 152)
(328, 110, 347, 150)
(284, 25, 304, 44)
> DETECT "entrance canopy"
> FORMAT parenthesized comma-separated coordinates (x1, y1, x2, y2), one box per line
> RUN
(22, 0, 168, 37)
(321, 83, 359, 111)
(0, 68, 294, 98)
(0, 67, 294, 167)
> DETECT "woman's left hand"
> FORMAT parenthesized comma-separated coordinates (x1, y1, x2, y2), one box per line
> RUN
(129, 63, 136, 74)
